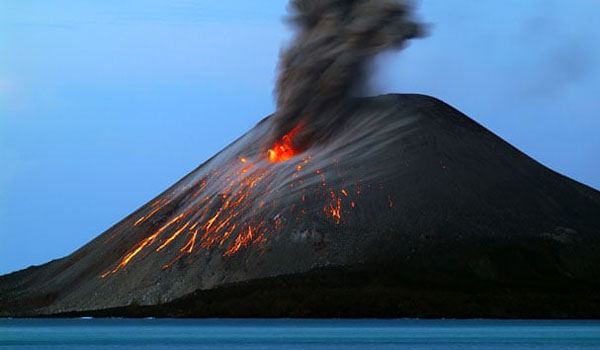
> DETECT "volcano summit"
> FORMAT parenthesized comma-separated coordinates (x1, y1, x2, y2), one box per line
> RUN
(1, 0, 600, 318)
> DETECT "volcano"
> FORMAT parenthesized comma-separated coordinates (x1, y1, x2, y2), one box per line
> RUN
(1, 94, 599, 318)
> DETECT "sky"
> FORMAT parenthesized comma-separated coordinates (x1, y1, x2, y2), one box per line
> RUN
(1, 0, 598, 275)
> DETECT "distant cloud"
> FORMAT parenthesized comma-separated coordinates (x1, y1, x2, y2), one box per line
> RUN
(516, 14, 596, 99)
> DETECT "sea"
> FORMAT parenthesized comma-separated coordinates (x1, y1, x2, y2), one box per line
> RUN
(1, 319, 600, 349)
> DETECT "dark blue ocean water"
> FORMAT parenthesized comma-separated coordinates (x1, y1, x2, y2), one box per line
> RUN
(1, 319, 600, 349)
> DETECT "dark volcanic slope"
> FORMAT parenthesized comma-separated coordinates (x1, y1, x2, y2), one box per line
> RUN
(1, 94, 599, 317)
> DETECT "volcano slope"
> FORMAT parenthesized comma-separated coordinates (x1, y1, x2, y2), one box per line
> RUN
(1, 94, 600, 318)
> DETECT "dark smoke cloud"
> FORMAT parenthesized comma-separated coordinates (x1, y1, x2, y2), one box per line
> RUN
(272, 0, 424, 148)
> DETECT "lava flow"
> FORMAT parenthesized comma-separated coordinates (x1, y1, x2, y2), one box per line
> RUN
(99, 132, 390, 279)
(99, 141, 299, 277)
(101, 156, 277, 277)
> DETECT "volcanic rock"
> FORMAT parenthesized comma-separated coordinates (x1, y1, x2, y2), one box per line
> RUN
(1, 94, 599, 318)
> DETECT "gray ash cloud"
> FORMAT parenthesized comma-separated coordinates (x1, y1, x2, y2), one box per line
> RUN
(272, 0, 424, 148)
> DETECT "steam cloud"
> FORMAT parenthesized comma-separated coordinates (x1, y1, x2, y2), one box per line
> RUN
(273, 0, 424, 147)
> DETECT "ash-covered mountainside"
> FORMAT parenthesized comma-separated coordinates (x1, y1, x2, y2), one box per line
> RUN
(1, 93, 600, 318)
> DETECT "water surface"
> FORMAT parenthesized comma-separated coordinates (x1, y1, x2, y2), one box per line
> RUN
(1, 319, 600, 349)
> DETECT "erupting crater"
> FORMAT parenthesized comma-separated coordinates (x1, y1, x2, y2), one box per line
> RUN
(267, 124, 303, 163)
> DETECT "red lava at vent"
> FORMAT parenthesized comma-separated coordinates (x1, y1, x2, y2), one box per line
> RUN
(267, 125, 303, 163)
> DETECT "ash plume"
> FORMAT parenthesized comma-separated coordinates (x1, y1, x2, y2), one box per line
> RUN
(273, 0, 424, 148)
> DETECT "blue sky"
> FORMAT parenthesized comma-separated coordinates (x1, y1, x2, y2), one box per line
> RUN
(1, 0, 598, 274)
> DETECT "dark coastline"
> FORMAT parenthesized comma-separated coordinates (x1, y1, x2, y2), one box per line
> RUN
(40, 265, 600, 319)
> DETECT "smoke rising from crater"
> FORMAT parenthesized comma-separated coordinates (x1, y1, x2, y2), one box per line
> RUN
(273, 0, 424, 146)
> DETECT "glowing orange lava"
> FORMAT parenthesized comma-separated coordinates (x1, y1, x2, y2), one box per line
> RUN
(99, 131, 397, 279)
(267, 125, 302, 162)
